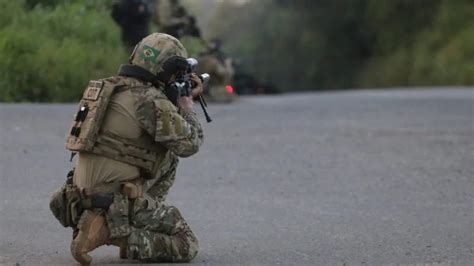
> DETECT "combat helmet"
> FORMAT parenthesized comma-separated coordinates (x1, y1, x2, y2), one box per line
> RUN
(129, 33, 188, 76)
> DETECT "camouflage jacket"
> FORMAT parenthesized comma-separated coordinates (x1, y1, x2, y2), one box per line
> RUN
(129, 77, 204, 157)
(129, 75, 203, 200)
(72, 75, 203, 200)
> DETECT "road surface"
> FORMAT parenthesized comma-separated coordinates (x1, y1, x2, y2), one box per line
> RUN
(0, 88, 473, 265)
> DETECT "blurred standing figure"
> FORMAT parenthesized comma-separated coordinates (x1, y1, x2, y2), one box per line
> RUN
(153, 0, 201, 39)
(197, 39, 237, 102)
(112, 0, 151, 51)
(204, 39, 228, 63)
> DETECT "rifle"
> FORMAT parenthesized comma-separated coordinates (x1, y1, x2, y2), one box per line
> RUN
(170, 58, 212, 123)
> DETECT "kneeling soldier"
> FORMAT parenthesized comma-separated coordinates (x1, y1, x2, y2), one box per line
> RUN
(50, 33, 203, 264)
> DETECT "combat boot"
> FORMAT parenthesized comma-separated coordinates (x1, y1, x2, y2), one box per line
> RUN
(71, 210, 110, 265)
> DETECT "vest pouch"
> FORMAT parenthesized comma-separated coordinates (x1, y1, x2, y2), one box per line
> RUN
(66, 80, 116, 152)
(50, 183, 84, 228)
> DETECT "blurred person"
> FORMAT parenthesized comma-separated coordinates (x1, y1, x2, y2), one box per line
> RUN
(203, 39, 227, 63)
(112, 0, 151, 51)
(50, 33, 204, 264)
(197, 39, 237, 102)
(181, 14, 202, 38)
(153, 0, 201, 39)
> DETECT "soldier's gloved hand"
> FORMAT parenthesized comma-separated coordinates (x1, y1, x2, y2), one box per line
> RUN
(189, 73, 203, 97)
(177, 74, 203, 112)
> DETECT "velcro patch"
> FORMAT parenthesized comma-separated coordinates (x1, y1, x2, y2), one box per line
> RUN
(83, 80, 104, 101)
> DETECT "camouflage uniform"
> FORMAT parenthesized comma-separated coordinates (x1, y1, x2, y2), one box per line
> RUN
(71, 33, 202, 262)
(129, 200, 198, 261)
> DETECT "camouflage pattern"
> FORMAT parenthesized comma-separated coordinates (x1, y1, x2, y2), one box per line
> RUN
(131, 84, 203, 158)
(129, 34, 203, 160)
(130, 33, 187, 75)
(127, 36, 203, 263)
(127, 203, 198, 262)
(57, 33, 202, 263)
(105, 193, 131, 238)
(123, 35, 204, 264)
(146, 156, 178, 202)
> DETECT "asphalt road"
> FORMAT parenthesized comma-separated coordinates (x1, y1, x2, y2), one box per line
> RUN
(0, 88, 473, 265)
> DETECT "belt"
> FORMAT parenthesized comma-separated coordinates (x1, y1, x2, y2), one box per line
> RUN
(80, 180, 144, 209)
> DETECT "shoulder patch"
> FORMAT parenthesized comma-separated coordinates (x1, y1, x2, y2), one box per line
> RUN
(140, 45, 161, 63)
(83, 80, 104, 101)
(154, 98, 177, 112)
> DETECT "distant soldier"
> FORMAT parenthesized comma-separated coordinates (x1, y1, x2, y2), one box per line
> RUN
(153, 0, 201, 39)
(112, 0, 151, 51)
(197, 39, 237, 102)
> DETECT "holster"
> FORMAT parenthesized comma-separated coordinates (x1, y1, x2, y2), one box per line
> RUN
(105, 180, 145, 238)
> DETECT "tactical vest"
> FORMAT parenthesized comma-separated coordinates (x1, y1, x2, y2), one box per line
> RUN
(66, 78, 168, 175)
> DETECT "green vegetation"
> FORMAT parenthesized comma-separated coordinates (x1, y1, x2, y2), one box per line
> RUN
(180, 36, 207, 58)
(359, 0, 474, 88)
(0, 0, 126, 102)
(205, 0, 474, 90)
(0, 0, 472, 102)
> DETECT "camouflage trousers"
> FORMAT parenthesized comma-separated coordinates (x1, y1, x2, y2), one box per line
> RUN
(126, 201, 199, 262)
(146, 156, 179, 202)
(103, 158, 198, 262)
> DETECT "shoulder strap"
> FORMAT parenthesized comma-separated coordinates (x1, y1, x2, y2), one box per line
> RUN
(118, 64, 164, 88)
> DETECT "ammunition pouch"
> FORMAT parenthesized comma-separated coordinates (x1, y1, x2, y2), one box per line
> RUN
(91, 132, 166, 177)
(49, 183, 84, 228)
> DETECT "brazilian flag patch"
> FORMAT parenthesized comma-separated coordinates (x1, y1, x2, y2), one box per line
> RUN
(139, 45, 160, 62)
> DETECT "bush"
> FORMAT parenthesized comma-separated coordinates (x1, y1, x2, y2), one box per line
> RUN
(357, 0, 474, 87)
(0, 0, 127, 102)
